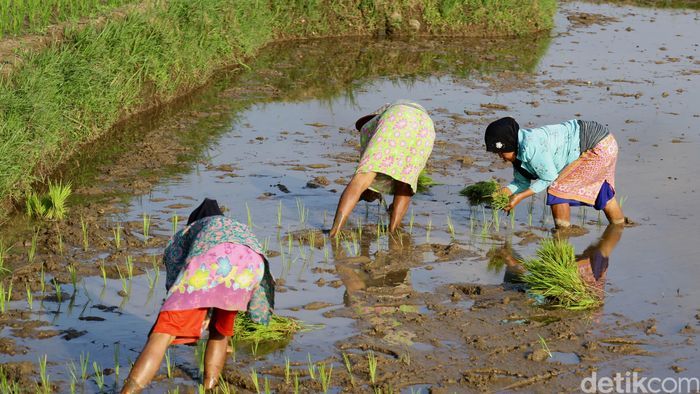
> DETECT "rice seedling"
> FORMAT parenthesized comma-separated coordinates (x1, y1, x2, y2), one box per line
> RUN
(460, 179, 499, 205)
(277, 201, 283, 228)
(250, 368, 260, 394)
(319, 362, 333, 393)
(492, 208, 500, 231)
(469, 212, 475, 234)
(246, 202, 253, 229)
(510, 209, 516, 229)
(416, 170, 439, 193)
(52, 279, 62, 303)
(146, 269, 156, 289)
(67, 264, 78, 289)
(367, 351, 377, 384)
(67, 362, 77, 393)
(80, 216, 89, 251)
(446, 213, 456, 239)
(112, 222, 122, 249)
(25, 284, 33, 311)
(528, 210, 533, 227)
(294, 372, 299, 394)
(218, 378, 234, 394)
(296, 198, 307, 226)
(26, 182, 72, 220)
(491, 190, 510, 211)
(619, 195, 628, 208)
(125, 256, 134, 279)
(80, 352, 89, 381)
(113, 343, 120, 379)
(400, 351, 411, 366)
(409, 208, 415, 234)
(323, 239, 329, 262)
(0, 239, 11, 274)
(285, 356, 291, 384)
(0, 365, 21, 393)
(38, 354, 49, 394)
(195, 339, 206, 375)
(142, 213, 151, 244)
(597, 210, 602, 226)
(116, 265, 128, 296)
(251, 340, 260, 357)
(538, 334, 553, 359)
(28, 227, 39, 263)
(92, 361, 105, 390)
(342, 352, 354, 386)
(426, 215, 432, 243)
(287, 232, 294, 255)
(520, 238, 601, 310)
(99, 261, 107, 286)
(165, 349, 173, 378)
(307, 353, 316, 381)
(171, 214, 179, 235)
(0, 283, 10, 313)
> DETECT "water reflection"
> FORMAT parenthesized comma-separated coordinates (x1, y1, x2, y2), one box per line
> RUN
(496, 224, 624, 298)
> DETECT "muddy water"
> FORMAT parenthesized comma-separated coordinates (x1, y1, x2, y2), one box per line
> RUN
(1, 1, 700, 392)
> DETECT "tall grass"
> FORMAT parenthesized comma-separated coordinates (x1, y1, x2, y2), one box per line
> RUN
(0, 0, 138, 38)
(521, 238, 601, 310)
(0, 0, 555, 217)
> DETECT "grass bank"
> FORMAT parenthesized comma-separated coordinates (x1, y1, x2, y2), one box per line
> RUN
(0, 0, 556, 220)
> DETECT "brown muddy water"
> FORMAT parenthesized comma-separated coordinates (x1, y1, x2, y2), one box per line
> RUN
(1, 2, 699, 393)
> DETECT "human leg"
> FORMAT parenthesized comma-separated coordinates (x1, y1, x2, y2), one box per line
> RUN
(121, 333, 175, 394)
(203, 309, 237, 389)
(550, 203, 571, 228)
(388, 181, 413, 232)
(602, 197, 624, 225)
(330, 172, 377, 237)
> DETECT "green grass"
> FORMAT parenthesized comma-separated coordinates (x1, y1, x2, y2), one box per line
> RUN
(0, 0, 555, 217)
(460, 179, 499, 205)
(521, 238, 601, 310)
(0, 0, 138, 38)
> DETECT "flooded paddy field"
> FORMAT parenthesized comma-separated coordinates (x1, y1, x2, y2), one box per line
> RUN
(1, 1, 699, 392)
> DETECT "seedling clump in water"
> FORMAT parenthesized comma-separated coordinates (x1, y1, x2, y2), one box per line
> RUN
(521, 238, 601, 310)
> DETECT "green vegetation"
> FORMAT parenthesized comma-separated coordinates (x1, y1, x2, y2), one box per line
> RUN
(25, 181, 71, 220)
(491, 190, 510, 211)
(521, 238, 601, 310)
(416, 170, 439, 193)
(0, 0, 137, 38)
(0, 0, 555, 218)
(233, 313, 316, 344)
(460, 179, 499, 205)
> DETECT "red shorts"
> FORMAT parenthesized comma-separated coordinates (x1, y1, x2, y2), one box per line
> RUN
(151, 308, 237, 344)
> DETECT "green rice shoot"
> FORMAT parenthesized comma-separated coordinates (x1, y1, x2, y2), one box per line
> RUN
(459, 179, 499, 205)
(520, 238, 601, 310)
(25, 181, 71, 220)
(416, 170, 439, 193)
(233, 314, 319, 344)
(490, 190, 510, 211)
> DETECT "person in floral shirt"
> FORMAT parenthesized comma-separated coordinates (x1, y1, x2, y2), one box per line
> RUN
(122, 199, 274, 393)
(330, 100, 435, 237)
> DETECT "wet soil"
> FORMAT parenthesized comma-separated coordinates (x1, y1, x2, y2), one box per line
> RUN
(0, 1, 699, 392)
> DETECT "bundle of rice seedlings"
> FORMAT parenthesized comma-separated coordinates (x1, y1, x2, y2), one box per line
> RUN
(520, 238, 601, 310)
(25, 181, 71, 220)
(490, 190, 510, 211)
(233, 314, 318, 343)
(459, 179, 499, 205)
(416, 170, 439, 193)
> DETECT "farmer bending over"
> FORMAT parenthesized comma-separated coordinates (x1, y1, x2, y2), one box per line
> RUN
(484, 117, 624, 229)
(330, 100, 435, 237)
(121, 198, 274, 393)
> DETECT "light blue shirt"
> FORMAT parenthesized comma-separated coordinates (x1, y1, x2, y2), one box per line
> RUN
(507, 120, 581, 194)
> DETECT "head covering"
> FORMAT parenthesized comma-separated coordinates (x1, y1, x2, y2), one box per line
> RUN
(187, 198, 223, 225)
(485, 117, 519, 153)
(355, 114, 378, 132)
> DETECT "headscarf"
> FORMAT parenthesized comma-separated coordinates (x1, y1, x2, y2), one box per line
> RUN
(485, 117, 519, 153)
(187, 198, 223, 225)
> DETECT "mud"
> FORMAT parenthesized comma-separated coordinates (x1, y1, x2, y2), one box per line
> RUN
(0, 1, 699, 392)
